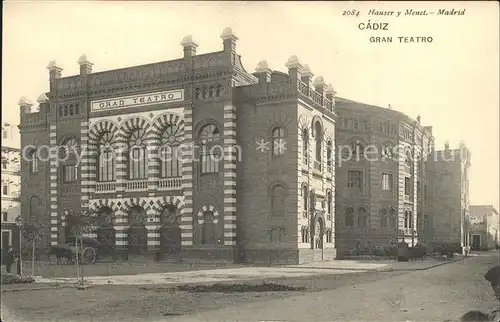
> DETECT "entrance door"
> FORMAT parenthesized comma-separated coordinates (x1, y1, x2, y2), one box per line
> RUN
(471, 234, 481, 251)
(1, 231, 11, 250)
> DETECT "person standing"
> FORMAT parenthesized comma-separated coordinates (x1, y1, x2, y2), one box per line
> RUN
(3, 246, 15, 273)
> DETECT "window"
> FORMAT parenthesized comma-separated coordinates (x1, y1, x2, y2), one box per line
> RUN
(301, 226, 309, 243)
(404, 177, 412, 195)
(272, 127, 285, 156)
(2, 212, 7, 222)
(351, 141, 364, 157)
(405, 151, 412, 167)
(326, 229, 332, 243)
(28, 149, 38, 173)
(2, 130, 7, 139)
(409, 211, 413, 229)
(326, 140, 333, 167)
(302, 185, 308, 211)
(202, 211, 217, 244)
(358, 207, 368, 227)
(60, 138, 79, 160)
(2, 185, 8, 196)
(159, 124, 182, 178)
(326, 190, 332, 214)
(199, 124, 220, 174)
(98, 132, 115, 182)
(424, 214, 430, 229)
(380, 208, 388, 227)
(271, 184, 286, 217)
(345, 207, 354, 227)
(128, 128, 147, 179)
(382, 173, 393, 191)
(314, 121, 322, 161)
(382, 144, 393, 159)
(390, 208, 397, 228)
(270, 227, 285, 243)
(2, 160, 7, 170)
(302, 129, 308, 164)
(404, 211, 409, 229)
(347, 171, 362, 189)
(62, 165, 78, 182)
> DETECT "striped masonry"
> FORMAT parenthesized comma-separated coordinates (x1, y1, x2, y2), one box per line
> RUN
(87, 120, 119, 195)
(49, 124, 59, 246)
(80, 121, 90, 209)
(180, 106, 194, 245)
(149, 113, 185, 191)
(114, 210, 128, 248)
(223, 104, 237, 246)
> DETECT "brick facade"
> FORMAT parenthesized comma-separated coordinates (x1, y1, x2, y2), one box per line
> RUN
(18, 29, 337, 264)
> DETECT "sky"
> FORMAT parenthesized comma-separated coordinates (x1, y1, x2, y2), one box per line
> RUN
(2, 1, 499, 210)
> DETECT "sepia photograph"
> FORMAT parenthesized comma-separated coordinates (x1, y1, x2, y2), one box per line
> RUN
(1, 1, 499, 321)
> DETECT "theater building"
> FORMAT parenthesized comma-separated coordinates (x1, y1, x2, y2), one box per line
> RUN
(18, 28, 337, 264)
(334, 99, 435, 255)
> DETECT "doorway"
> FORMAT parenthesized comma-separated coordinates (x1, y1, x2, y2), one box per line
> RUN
(471, 234, 481, 251)
(1, 230, 11, 250)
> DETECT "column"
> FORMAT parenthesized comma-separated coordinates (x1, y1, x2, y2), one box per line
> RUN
(114, 210, 128, 253)
(115, 135, 127, 192)
(80, 121, 91, 209)
(147, 135, 160, 191)
(49, 124, 59, 246)
(180, 106, 194, 246)
(223, 103, 237, 246)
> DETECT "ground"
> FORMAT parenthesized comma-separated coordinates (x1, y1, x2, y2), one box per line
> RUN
(2, 252, 498, 321)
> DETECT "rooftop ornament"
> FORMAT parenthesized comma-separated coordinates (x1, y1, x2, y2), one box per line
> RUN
(221, 27, 237, 40)
(37, 93, 49, 103)
(255, 60, 269, 72)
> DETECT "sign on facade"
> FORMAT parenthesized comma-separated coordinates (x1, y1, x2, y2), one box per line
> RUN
(90, 89, 184, 112)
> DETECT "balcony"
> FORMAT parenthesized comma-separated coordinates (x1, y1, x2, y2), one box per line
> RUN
(95, 182, 116, 193)
(158, 177, 182, 191)
(126, 179, 148, 191)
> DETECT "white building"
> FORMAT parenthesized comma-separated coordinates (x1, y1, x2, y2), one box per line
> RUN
(1, 122, 21, 249)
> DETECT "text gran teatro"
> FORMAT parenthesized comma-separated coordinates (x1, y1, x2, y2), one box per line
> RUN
(19, 28, 338, 264)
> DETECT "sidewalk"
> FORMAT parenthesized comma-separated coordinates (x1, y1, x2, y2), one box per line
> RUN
(283, 254, 468, 271)
(34, 266, 365, 286)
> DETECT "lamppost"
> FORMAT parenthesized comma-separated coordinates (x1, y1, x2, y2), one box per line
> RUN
(14, 215, 24, 275)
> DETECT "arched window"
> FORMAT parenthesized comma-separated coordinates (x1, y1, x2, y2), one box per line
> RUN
(194, 88, 201, 100)
(199, 124, 220, 174)
(159, 124, 182, 178)
(301, 226, 309, 243)
(271, 184, 286, 217)
(404, 210, 409, 229)
(64, 106, 69, 116)
(202, 211, 216, 244)
(202, 87, 208, 98)
(358, 207, 368, 227)
(326, 190, 332, 214)
(272, 127, 285, 156)
(314, 121, 322, 161)
(409, 211, 413, 229)
(209, 86, 214, 98)
(128, 128, 147, 179)
(28, 149, 38, 174)
(380, 208, 388, 227)
(98, 131, 115, 182)
(345, 207, 354, 227)
(326, 140, 333, 167)
(351, 140, 364, 157)
(215, 85, 222, 97)
(302, 129, 309, 164)
(302, 185, 308, 212)
(382, 144, 393, 159)
(60, 138, 79, 183)
(390, 208, 397, 228)
(405, 150, 412, 167)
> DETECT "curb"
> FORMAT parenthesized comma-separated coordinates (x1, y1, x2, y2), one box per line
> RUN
(1, 284, 76, 292)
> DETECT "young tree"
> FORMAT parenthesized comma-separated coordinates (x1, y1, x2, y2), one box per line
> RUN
(63, 209, 98, 287)
(15, 216, 48, 276)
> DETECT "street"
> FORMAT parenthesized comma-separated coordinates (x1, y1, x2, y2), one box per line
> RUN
(1, 252, 498, 321)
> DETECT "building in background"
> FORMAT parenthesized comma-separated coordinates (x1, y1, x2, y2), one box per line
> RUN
(334, 99, 434, 255)
(18, 28, 337, 264)
(429, 142, 471, 251)
(469, 205, 499, 250)
(1, 122, 21, 250)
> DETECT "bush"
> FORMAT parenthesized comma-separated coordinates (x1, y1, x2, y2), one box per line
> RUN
(1, 272, 35, 285)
